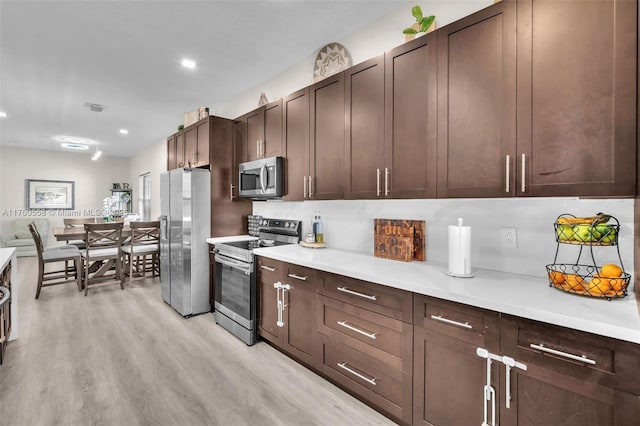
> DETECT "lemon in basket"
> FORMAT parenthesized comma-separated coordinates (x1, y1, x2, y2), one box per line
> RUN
(601, 263, 623, 278)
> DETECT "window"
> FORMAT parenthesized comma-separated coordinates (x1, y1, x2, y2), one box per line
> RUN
(138, 172, 151, 221)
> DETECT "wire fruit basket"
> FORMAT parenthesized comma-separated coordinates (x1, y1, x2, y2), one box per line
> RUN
(546, 213, 629, 300)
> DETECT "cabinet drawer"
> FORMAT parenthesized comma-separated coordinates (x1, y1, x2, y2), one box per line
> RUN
(414, 295, 500, 348)
(319, 296, 409, 364)
(257, 257, 284, 282)
(321, 273, 413, 323)
(322, 338, 405, 413)
(283, 263, 322, 291)
(501, 315, 640, 396)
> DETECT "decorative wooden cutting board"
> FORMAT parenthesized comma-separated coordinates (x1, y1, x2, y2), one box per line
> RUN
(374, 219, 426, 262)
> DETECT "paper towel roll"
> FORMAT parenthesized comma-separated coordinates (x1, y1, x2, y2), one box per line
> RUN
(448, 218, 473, 277)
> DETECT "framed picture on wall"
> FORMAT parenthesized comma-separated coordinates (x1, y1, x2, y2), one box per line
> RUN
(26, 179, 75, 210)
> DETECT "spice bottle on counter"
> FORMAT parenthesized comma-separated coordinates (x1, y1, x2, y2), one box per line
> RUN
(313, 211, 324, 243)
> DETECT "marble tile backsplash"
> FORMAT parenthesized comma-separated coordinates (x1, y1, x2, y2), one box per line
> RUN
(253, 198, 635, 280)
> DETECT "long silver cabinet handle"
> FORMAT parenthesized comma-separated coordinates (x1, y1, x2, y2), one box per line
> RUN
(261, 139, 265, 158)
(505, 155, 510, 193)
(274, 282, 284, 327)
(521, 153, 526, 193)
(337, 362, 377, 385)
(303, 176, 308, 198)
(287, 273, 307, 281)
(309, 176, 313, 198)
(529, 343, 596, 365)
(337, 320, 377, 340)
(230, 184, 235, 200)
(336, 286, 377, 301)
(430, 314, 472, 330)
(260, 265, 276, 272)
(376, 168, 381, 196)
(384, 167, 390, 196)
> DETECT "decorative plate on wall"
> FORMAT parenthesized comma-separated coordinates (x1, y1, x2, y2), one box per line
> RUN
(313, 42, 352, 82)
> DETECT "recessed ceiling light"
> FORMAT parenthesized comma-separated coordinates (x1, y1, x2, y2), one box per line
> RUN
(119, 129, 128, 135)
(61, 142, 89, 150)
(181, 58, 196, 69)
(92, 151, 103, 161)
(53, 135, 94, 144)
(0, 111, 7, 118)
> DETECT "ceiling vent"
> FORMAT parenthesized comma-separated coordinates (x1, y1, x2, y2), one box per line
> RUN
(84, 102, 105, 112)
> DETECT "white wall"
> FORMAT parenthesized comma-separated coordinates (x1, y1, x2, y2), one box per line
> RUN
(0, 146, 130, 243)
(128, 139, 166, 221)
(216, 0, 493, 118)
(253, 198, 635, 285)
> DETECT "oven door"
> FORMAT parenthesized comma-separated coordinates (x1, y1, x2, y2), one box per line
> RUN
(214, 253, 256, 331)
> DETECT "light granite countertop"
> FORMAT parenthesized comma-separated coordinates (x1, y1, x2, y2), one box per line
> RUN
(253, 244, 640, 344)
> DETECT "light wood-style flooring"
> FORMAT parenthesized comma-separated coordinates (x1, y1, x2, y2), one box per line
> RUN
(0, 257, 396, 426)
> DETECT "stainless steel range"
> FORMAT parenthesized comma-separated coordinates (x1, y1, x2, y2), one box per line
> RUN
(213, 218, 301, 345)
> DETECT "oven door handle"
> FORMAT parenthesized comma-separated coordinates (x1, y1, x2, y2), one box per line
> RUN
(215, 254, 252, 275)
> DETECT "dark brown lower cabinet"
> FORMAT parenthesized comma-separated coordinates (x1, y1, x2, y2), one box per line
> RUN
(257, 257, 285, 345)
(0, 260, 12, 365)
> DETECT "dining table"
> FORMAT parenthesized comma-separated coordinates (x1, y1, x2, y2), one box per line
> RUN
(52, 226, 132, 242)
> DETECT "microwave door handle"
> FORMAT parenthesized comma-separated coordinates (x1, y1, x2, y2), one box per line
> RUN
(259, 163, 267, 193)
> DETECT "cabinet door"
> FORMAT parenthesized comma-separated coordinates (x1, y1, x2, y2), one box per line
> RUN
(167, 135, 177, 170)
(283, 264, 322, 368)
(436, 1, 517, 198)
(195, 118, 210, 167)
(283, 88, 310, 201)
(263, 99, 283, 158)
(257, 258, 284, 346)
(184, 124, 197, 167)
(245, 107, 264, 162)
(310, 73, 344, 199)
(517, 0, 637, 197)
(344, 55, 385, 199)
(175, 132, 185, 168)
(385, 33, 437, 199)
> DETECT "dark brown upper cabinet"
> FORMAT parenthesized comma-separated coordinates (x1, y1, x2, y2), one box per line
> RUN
(283, 88, 310, 201)
(175, 131, 185, 169)
(436, 1, 517, 198)
(241, 99, 283, 163)
(516, 0, 637, 197)
(167, 133, 177, 170)
(310, 73, 345, 199)
(183, 123, 197, 167)
(385, 32, 438, 199)
(344, 55, 385, 199)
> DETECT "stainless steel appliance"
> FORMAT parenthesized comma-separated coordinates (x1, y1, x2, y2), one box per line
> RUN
(214, 218, 301, 345)
(238, 156, 283, 199)
(160, 168, 211, 317)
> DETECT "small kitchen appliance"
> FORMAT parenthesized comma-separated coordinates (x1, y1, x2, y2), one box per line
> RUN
(238, 156, 283, 199)
(447, 217, 473, 277)
(213, 218, 301, 345)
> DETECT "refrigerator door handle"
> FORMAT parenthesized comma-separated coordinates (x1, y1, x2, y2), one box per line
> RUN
(160, 215, 169, 240)
(259, 163, 267, 193)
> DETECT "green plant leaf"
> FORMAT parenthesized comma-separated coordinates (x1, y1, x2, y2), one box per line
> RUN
(403, 28, 418, 34)
(411, 5, 423, 22)
(420, 15, 435, 32)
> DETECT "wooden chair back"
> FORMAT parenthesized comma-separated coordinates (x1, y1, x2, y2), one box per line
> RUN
(129, 221, 160, 246)
(28, 222, 46, 259)
(83, 222, 124, 250)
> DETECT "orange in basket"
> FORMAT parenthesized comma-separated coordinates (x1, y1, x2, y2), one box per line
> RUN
(563, 274, 586, 292)
(548, 270, 565, 286)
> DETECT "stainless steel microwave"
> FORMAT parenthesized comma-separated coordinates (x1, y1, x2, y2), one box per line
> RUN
(238, 156, 283, 199)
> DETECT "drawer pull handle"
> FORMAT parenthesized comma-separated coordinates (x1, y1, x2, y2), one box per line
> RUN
(287, 273, 307, 281)
(337, 362, 377, 385)
(337, 320, 377, 340)
(260, 265, 276, 272)
(529, 343, 596, 365)
(336, 286, 377, 301)
(430, 314, 472, 330)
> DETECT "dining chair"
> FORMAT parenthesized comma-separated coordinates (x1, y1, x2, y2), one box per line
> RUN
(120, 221, 160, 287)
(82, 222, 125, 296)
(29, 222, 83, 299)
(63, 217, 94, 250)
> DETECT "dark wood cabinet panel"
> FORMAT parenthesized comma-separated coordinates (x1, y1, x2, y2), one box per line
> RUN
(167, 134, 177, 170)
(257, 257, 284, 345)
(344, 55, 385, 199)
(183, 124, 197, 167)
(245, 107, 264, 162)
(436, 1, 517, 198)
(385, 34, 437, 199)
(0, 261, 12, 365)
(310, 73, 345, 199)
(283, 88, 310, 201)
(517, 0, 637, 196)
(263, 99, 283, 159)
(194, 118, 210, 168)
(175, 132, 185, 169)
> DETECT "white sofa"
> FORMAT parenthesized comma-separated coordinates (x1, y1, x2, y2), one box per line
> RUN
(1, 218, 50, 257)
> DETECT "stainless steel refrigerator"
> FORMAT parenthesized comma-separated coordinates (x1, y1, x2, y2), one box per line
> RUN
(160, 168, 211, 316)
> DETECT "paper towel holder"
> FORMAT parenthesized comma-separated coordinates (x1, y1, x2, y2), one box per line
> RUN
(447, 217, 474, 278)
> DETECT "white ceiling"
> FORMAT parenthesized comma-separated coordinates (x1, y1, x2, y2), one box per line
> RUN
(0, 0, 405, 157)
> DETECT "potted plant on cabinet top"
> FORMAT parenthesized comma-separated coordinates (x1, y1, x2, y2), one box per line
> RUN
(403, 5, 436, 42)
